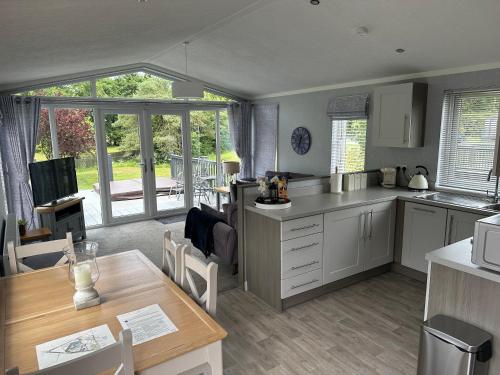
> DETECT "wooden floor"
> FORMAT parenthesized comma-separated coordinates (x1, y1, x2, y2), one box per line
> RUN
(217, 272, 425, 375)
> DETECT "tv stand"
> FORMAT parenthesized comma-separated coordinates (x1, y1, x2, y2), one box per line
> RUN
(35, 197, 86, 240)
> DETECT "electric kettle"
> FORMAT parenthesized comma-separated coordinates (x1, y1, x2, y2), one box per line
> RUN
(408, 165, 429, 191)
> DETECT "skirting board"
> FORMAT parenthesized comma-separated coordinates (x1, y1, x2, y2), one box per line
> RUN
(282, 264, 391, 310)
(391, 262, 427, 282)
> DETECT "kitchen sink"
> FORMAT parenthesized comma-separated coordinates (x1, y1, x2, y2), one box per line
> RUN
(416, 192, 496, 210)
(483, 203, 500, 211)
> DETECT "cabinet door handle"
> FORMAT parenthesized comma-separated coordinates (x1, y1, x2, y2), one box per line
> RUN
(360, 213, 366, 240)
(291, 279, 319, 290)
(290, 224, 319, 232)
(289, 242, 319, 252)
(369, 210, 374, 239)
(403, 114, 410, 144)
(291, 260, 319, 270)
(413, 207, 436, 214)
(446, 215, 454, 245)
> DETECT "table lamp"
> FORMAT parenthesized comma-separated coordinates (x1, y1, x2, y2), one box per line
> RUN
(223, 161, 240, 184)
(64, 241, 101, 310)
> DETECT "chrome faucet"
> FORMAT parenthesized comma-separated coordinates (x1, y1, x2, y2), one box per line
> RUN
(487, 169, 500, 203)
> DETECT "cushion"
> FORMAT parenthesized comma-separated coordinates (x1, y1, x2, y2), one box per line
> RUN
(200, 203, 226, 223)
(223, 203, 238, 229)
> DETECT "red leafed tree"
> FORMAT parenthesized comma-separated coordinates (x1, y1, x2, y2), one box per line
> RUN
(37, 109, 95, 159)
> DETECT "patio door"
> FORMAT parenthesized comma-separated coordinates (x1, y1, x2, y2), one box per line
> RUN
(99, 111, 150, 222)
(144, 111, 189, 216)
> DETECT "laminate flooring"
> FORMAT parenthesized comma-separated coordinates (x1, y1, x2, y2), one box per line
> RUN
(218, 272, 425, 375)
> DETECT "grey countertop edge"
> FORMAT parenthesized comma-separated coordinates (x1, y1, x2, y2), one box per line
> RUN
(245, 189, 500, 221)
(426, 238, 500, 284)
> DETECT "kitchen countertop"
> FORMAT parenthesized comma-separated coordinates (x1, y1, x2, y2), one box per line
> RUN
(426, 238, 500, 284)
(245, 187, 500, 221)
(245, 187, 418, 221)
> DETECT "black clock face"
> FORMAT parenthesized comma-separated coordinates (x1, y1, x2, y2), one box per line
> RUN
(291, 127, 311, 155)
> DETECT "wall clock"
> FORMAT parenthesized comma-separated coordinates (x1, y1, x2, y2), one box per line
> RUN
(291, 127, 311, 155)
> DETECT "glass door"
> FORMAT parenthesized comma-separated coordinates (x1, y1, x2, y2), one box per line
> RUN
(146, 111, 188, 215)
(99, 111, 149, 222)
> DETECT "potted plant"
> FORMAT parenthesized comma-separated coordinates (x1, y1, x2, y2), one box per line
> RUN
(17, 219, 27, 236)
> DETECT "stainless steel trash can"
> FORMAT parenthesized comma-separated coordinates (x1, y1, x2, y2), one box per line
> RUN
(417, 315, 492, 375)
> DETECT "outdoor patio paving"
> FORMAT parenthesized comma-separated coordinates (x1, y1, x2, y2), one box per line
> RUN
(79, 188, 220, 227)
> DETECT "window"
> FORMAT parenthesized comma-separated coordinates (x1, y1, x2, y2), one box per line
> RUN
(17, 81, 92, 97)
(437, 90, 500, 192)
(331, 119, 367, 173)
(15, 70, 232, 102)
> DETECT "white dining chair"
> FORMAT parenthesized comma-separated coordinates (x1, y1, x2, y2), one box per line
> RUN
(180, 245, 218, 317)
(7, 232, 73, 274)
(162, 229, 188, 285)
(5, 329, 134, 375)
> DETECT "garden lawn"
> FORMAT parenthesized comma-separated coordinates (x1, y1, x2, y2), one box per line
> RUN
(76, 161, 172, 190)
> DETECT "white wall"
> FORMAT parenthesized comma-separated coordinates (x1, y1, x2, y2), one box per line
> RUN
(254, 68, 500, 185)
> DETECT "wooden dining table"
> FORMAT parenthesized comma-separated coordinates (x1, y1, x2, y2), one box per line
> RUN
(0, 250, 227, 375)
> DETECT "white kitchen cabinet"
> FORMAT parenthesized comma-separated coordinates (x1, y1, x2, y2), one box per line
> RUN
(402, 202, 447, 273)
(323, 207, 366, 284)
(323, 201, 396, 284)
(364, 201, 396, 270)
(446, 210, 487, 245)
(372, 82, 427, 148)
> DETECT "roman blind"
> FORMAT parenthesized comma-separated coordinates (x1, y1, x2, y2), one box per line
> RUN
(437, 89, 500, 192)
(327, 94, 369, 120)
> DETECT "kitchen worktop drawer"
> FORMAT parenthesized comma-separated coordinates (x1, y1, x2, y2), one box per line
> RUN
(281, 268, 322, 299)
(281, 214, 323, 241)
(281, 233, 323, 279)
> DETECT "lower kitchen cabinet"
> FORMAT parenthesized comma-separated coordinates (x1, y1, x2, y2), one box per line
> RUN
(402, 203, 489, 273)
(365, 201, 397, 270)
(402, 202, 447, 273)
(446, 209, 487, 245)
(323, 201, 396, 284)
(323, 206, 365, 284)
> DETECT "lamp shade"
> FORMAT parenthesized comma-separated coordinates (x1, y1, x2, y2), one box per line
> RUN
(223, 161, 240, 175)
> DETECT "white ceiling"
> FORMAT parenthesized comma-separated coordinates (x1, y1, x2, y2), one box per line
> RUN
(2, 0, 500, 98)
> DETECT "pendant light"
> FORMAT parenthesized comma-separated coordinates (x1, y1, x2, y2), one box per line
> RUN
(172, 41, 205, 99)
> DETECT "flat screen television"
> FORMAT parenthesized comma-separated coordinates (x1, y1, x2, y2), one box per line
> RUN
(29, 157, 78, 206)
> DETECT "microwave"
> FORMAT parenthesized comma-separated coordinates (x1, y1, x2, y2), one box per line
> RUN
(472, 214, 500, 272)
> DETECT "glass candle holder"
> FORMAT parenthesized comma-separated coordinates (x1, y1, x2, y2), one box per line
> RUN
(64, 241, 100, 310)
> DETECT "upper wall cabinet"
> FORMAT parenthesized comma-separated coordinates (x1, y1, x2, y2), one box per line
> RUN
(372, 82, 428, 148)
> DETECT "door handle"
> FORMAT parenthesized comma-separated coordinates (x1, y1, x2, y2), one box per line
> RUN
(446, 215, 454, 245)
(369, 210, 373, 239)
(413, 207, 436, 214)
(360, 213, 366, 240)
(139, 159, 147, 173)
(403, 114, 410, 144)
(150, 158, 155, 171)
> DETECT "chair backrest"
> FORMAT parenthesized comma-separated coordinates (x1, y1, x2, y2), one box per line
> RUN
(6, 329, 133, 375)
(7, 232, 73, 274)
(180, 245, 218, 317)
(162, 229, 185, 285)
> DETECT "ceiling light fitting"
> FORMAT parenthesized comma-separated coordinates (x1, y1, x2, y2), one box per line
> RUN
(396, 48, 406, 54)
(172, 41, 204, 99)
(355, 26, 369, 36)
(310, 0, 320, 5)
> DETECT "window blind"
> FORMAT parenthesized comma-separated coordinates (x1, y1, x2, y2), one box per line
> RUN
(331, 119, 367, 173)
(437, 90, 500, 192)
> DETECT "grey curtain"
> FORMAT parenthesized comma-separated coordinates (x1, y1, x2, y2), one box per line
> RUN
(227, 102, 252, 178)
(253, 103, 278, 177)
(0, 96, 41, 228)
(327, 93, 369, 120)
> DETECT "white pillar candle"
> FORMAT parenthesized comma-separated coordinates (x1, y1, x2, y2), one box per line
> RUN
(74, 263, 92, 289)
